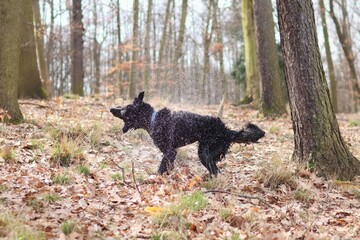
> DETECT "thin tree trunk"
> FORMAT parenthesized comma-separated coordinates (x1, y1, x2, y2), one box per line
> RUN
(201, 0, 213, 103)
(33, 0, 51, 96)
(277, 0, 360, 180)
(18, 0, 47, 99)
(254, 0, 286, 116)
(93, 0, 100, 94)
(241, 0, 259, 104)
(212, 0, 227, 110)
(319, 0, 337, 112)
(71, 0, 84, 96)
(144, 0, 153, 93)
(116, 0, 123, 96)
(129, 0, 139, 98)
(329, 0, 359, 112)
(158, 0, 171, 65)
(0, 0, 23, 121)
(174, 0, 188, 102)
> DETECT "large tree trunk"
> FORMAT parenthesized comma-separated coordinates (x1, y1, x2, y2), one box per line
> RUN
(277, 0, 360, 180)
(18, 0, 47, 99)
(0, 0, 23, 122)
(319, 0, 337, 112)
(253, 0, 286, 117)
(33, 0, 51, 96)
(71, 0, 84, 96)
(329, 0, 359, 112)
(144, 0, 153, 93)
(128, 0, 139, 98)
(241, 0, 259, 104)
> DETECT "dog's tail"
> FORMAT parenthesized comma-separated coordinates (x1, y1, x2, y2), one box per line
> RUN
(230, 123, 265, 144)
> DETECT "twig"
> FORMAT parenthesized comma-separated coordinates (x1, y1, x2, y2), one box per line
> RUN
(131, 161, 142, 197)
(109, 158, 134, 189)
(18, 101, 50, 108)
(203, 189, 272, 208)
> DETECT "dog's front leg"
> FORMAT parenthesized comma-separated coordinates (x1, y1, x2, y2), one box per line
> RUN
(157, 149, 176, 175)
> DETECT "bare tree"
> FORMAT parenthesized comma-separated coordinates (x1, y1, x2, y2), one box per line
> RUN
(319, 0, 337, 112)
(19, 0, 47, 99)
(129, 0, 139, 98)
(71, 0, 84, 96)
(242, 0, 259, 104)
(254, 0, 286, 116)
(0, 0, 23, 121)
(144, 0, 153, 92)
(277, 0, 360, 180)
(329, 0, 360, 112)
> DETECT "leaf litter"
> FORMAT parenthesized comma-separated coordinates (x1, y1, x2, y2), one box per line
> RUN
(0, 97, 359, 239)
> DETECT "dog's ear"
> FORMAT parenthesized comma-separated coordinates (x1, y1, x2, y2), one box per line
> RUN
(134, 91, 145, 103)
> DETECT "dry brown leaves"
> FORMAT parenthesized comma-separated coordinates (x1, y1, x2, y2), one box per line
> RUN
(0, 97, 359, 239)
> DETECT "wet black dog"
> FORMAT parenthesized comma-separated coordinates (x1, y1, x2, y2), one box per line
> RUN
(110, 92, 265, 176)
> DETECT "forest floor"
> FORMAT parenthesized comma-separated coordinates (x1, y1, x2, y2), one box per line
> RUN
(0, 96, 360, 240)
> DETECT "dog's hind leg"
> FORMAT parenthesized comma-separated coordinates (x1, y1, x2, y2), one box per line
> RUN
(198, 144, 219, 176)
(157, 148, 176, 175)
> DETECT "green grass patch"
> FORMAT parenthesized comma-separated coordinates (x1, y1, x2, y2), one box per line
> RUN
(0, 213, 45, 239)
(51, 137, 83, 167)
(77, 164, 91, 176)
(349, 120, 360, 127)
(0, 145, 15, 163)
(111, 173, 123, 181)
(60, 220, 76, 236)
(294, 188, 312, 203)
(43, 193, 61, 204)
(52, 174, 71, 185)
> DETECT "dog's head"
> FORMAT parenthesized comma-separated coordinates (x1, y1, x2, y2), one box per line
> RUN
(241, 123, 265, 143)
(110, 92, 153, 133)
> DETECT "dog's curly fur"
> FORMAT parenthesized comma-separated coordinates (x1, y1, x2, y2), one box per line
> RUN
(110, 92, 265, 176)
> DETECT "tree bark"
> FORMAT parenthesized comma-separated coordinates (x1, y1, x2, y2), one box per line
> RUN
(92, 0, 100, 94)
(241, 0, 259, 104)
(18, 0, 47, 99)
(71, 0, 84, 96)
(253, 0, 286, 117)
(0, 0, 23, 121)
(277, 0, 360, 180)
(129, 0, 139, 98)
(329, 0, 359, 112)
(319, 0, 337, 112)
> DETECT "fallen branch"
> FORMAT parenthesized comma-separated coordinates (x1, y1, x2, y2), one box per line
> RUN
(203, 189, 271, 208)
(18, 101, 50, 108)
(131, 161, 142, 197)
(109, 158, 135, 189)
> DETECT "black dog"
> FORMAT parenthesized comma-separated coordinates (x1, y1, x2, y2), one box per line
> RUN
(110, 92, 265, 176)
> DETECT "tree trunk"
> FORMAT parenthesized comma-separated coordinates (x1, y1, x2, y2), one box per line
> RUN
(212, 0, 227, 109)
(329, 0, 359, 112)
(241, 0, 259, 104)
(201, 0, 213, 103)
(277, 0, 360, 180)
(18, 0, 47, 99)
(116, 0, 123, 96)
(253, 0, 286, 117)
(129, 0, 139, 98)
(319, 0, 337, 112)
(92, 0, 100, 94)
(71, 0, 84, 96)
(0, 0, 23, 122)
(173, 0, 188, 102)
(158, 0, 172, 65)
(144, 0, 153, 93)
(33, 0, 51, 96)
